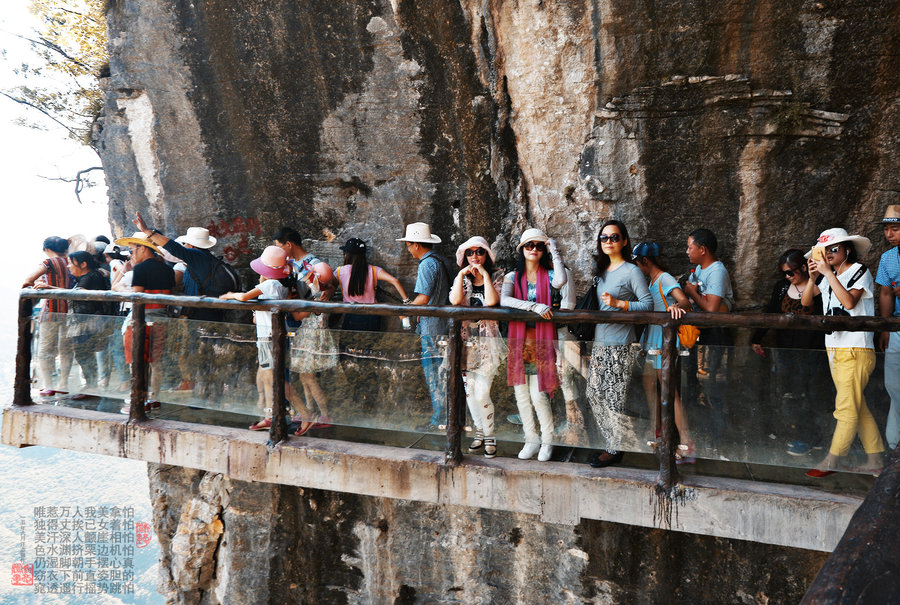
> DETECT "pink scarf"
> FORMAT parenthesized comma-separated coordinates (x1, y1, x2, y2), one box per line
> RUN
(507, 267, 558, 394)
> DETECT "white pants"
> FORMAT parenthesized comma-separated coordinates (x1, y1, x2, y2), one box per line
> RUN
(465, 370, 496, 437)
(514, 375, 554, 444)
(885, 332, 900, 449)
(37, 317, 73, 391)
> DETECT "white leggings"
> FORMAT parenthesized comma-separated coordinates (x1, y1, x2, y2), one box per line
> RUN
(514, 375, 554, 444)
(465, 370, 496, 437)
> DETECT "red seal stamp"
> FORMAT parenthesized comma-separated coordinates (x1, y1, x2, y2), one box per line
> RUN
(11, 563, 33, 586)
(136, 522, 152, 548)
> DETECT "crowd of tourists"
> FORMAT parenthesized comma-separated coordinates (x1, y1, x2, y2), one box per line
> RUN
(24, 206, 900, 476)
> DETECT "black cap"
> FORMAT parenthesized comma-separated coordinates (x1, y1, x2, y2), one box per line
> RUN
(340, 238, 367, 253)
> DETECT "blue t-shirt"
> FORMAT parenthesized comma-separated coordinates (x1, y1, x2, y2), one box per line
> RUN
(876, 246, 900, 316)
(692, 261, 734, 311)
(414, 251, 450, 336)
(644, 272, 679, 350)
(593, 262, 653, 345)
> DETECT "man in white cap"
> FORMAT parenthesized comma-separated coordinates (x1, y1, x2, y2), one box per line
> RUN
(133, 212, 238, 322)
(876, 205, 900, 449)
(398, 222, 451, 431)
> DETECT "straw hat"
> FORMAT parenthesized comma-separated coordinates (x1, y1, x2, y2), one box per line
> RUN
(515, 228, 549, 252)
(250, 246, 290, 279)
(175, 227, 217, 249)
(455, 236, 496, 266)
(115, 231, 161, 254)
(804, 227, 871, 259)
(396, 222, 441, 244)
(881, 205, 900, 224)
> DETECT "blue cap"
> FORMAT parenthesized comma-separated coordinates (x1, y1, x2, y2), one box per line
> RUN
(632, 242, 660, 258)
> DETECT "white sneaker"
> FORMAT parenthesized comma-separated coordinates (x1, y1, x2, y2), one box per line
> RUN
(518, 443, 540, 460)
(538, 444, 553, 462)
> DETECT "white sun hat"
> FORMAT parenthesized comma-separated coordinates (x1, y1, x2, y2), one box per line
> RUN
(175, 227, 217, 249)
(396, 222, 442, 244)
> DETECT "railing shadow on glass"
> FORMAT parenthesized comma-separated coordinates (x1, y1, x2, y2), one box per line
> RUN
(14, 288, 900, 490)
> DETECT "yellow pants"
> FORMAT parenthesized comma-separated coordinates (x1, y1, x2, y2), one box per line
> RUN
(827, 348, 884, 456)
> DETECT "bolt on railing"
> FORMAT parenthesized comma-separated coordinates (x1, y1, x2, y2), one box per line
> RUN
(14, 288, 900, 491)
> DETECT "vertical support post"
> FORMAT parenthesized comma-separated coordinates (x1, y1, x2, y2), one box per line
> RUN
(445, 318, 464, 465)
(14, 297, 35, 406)
(269, 311, 289, 445)
(657, 322, 679, 490)
(129, 303, 148, 421)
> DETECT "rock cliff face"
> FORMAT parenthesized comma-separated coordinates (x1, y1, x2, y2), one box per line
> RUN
(98, 0, 900, 303)
(149, 464, 826, 604)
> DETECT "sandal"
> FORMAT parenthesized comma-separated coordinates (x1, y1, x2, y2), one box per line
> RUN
(483, 438, 497, 458)
(675, 442, 696, 465)
(249, 418, 272, 431)
(295, 421, 314, 436)
(468, 429, 485, 452)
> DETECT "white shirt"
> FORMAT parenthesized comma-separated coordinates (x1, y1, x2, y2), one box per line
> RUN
(254, 279, 289, 339)
(819, 262, 874, 349)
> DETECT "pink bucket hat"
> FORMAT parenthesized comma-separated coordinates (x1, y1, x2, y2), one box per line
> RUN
(250, 246, 289, 279)
(455, 236, 496, 266)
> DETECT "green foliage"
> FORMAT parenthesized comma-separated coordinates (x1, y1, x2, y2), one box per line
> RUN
(2, 0, 108, 148)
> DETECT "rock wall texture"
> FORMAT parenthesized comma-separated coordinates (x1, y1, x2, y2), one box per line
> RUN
(97, 0, 900, 305)
(149, 464, 827, 604)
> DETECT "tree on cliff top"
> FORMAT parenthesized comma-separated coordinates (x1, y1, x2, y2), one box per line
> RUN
(1, 0, 108, 150)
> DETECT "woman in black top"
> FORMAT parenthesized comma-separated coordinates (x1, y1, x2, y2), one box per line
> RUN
(67, 251, 111, 392)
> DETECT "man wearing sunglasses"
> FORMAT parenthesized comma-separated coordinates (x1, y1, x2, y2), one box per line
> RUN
(876, 205, 900, 450)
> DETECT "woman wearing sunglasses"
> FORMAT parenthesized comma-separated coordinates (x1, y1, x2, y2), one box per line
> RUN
(750, 249, 824, 456)
(449, 237, 507, 458)
(586, 220, 653, 468)
(802, 228, 883, 477)
(500, 228, 567, 461)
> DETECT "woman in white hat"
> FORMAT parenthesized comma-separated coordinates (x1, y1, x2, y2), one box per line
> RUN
(500, 228, 567, 461)
(802, 228, 884, 476)
(449, 236, 507, 458)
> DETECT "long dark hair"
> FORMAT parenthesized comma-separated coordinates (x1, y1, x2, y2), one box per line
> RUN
(595, 219, 632, 275)
(343, 250, 370, 297)
(514, 246, 552, 277)
(69, 250, 99, 270)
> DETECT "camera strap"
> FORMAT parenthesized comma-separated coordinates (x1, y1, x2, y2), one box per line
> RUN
(825, 263, 867, 313)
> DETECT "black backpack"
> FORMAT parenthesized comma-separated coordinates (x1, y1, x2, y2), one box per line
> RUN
(188, 254, 242, 297)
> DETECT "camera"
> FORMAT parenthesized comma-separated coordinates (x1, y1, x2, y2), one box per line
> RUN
(825, 307, 850, 334)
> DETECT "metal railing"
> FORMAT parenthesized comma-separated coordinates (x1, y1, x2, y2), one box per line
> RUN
(14, 288, 900, 491)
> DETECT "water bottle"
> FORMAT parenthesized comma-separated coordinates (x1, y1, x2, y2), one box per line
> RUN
(401, 317, 412, 330)
(689, 269, 704, 293)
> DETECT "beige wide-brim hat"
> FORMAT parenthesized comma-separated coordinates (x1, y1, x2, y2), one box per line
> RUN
(804, 227, 872, 259)
(396, 222, 441, 244)
(516, 228, 550, 252)
(455, 236, 497, 266)
(880, 204, 900, 224)
(115, 231, 161, 254)
(175, 227, 217, 249)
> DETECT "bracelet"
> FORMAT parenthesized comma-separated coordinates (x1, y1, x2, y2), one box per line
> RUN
(151, 228, 163, 237)
(402, 298, 412, 304)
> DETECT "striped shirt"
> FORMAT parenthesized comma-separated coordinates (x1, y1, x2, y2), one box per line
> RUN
(42, 257, 70, 314)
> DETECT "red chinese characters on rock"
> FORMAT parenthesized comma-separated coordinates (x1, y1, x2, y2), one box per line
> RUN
(205, 216, 262, 262)
(136, 521, 152, 548)
(11, 563, 34, 586)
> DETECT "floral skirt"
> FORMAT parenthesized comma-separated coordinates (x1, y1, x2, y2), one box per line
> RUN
(290, 315, 338, 373)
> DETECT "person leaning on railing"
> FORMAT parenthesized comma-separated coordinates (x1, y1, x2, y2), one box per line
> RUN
(449, 236, 506, 459)
(335, 237, 409, 332)
(64, 250, 112, 399)
(802, 228, 884, 477)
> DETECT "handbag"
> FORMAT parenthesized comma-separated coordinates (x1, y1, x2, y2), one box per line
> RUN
(659, 280, 700, 349)
(568, 277, 600, 341)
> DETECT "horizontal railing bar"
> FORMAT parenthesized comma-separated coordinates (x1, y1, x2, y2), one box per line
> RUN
(20, 288, 900, 332)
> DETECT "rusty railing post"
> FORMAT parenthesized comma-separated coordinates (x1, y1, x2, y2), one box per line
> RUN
(445, 318, 464, 465)
(14, 297, 35, 406)
(268, 311, 289, 445)
(657, 322, 679, 490)
(129, 303, 148, 421)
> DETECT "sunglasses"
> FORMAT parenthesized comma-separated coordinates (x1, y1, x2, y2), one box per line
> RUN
(825, 245, 843, 254)
(783, 268, 801, 277)
(465, 248, 487, 257)
(522, 241, 546, 251)
(599, 234, 622, 243)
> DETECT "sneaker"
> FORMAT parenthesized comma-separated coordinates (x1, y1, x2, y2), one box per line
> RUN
(518, 443, 540, 460)
(786, 441, 812, 456)
(537, 444, 554, 462)
(507, 414, 522, 425)
(119, 405, 131, 415)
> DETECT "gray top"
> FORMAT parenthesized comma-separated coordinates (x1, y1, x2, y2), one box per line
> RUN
(594, 262, 653, 345)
